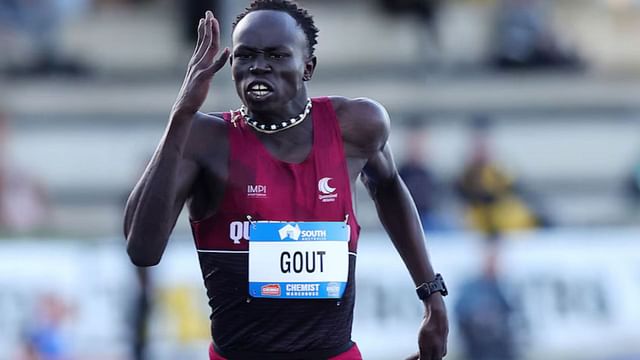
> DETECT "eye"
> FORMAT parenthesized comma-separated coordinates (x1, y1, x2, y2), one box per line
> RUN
(269, 53, 287, 60)
(234, 52, 253, 60)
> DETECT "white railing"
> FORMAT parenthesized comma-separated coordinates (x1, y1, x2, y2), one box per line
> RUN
(1, 228, 639, 359)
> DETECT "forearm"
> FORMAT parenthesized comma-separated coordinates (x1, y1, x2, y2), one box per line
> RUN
(370, 173, 436, 286)
(354, 100, 449, 356)
(124, 115, 194, 266)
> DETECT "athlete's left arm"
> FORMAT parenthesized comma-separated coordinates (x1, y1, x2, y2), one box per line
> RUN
(355, 99, 449, 360)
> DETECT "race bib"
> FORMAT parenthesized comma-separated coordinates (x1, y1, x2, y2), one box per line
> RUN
(248, 221, 349, 299)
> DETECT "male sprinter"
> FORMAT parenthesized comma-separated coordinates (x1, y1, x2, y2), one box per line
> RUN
(124, 1, 448, 359)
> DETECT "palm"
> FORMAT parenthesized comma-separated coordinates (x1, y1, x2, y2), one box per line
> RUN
(173, 10, 230, 116)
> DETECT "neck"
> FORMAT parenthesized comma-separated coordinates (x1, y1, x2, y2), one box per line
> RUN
(246, 93, 309, 125)
(257, 110, 313, 145)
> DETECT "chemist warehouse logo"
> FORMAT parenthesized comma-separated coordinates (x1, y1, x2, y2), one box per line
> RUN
(260, 284, 281, 296)
(278, 224, 327, 241)
(318, 177, 338, 203)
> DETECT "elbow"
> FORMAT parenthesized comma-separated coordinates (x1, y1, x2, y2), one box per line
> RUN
(129, 255, 160, 267)
(127, 249, 161, 267)
(126, 237, 162, 267)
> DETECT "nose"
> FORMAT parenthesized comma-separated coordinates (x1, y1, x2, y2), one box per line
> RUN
(249, 54, 271, 74)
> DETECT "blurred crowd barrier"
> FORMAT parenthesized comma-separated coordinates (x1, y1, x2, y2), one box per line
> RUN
(1, 229, 639, 360)
(2, 0, 640, 237)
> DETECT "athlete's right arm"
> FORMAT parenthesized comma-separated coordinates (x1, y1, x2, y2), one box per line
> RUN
(124, 11, 230, 266)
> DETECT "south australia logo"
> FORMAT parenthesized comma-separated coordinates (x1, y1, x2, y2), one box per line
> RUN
(318, 177, 338, 202)
(278, 224, 302, 240)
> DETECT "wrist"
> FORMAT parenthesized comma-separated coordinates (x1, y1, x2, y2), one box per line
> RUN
(416, 273, 448, 301)
(422, 292, 446, 320)
(422, 291, 444, 306)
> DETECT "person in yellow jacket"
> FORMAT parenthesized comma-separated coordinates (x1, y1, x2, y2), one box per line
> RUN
(456, 117, 549, 235)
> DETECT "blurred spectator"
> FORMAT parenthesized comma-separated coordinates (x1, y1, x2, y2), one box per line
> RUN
(491, 0, 583, 70)
(122, 158, 154, 360)
(0, 110, 49, 235)
(181, 0, 222, 45)
(626, 157, 640, 218)
(18, 293, 73, 360)
(376, 0, 441, 36)
(0, 0, 89, 76)
(398, 123, 451, 232)
(455, 116, 549, 235)
(131, 267, 152, 360)
(455, 238, 520, 360)
(376, 0, 442, 66)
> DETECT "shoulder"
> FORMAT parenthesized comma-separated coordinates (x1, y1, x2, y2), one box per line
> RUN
(192, 111, 228, 133)
(183, 111, 229, 159)
(328, 96, 390, 154)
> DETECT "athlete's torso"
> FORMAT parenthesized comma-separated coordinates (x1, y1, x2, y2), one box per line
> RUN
(189, 97, 362, 357)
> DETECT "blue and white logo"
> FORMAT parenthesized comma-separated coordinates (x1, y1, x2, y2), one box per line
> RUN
(326, 282, 342, 297)
(278, 224, 301, 240)
(318, 177, 336, 194)
(318, 177, 338, 202)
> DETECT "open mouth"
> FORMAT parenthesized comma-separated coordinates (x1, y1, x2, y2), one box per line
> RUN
(247, 82, 274, 99)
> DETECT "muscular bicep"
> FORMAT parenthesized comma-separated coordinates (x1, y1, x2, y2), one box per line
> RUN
(361, 142, 399, 195)
(124, 147, 200, 235)
(173, 155, 202, 214)
(124, 112, 223, 236)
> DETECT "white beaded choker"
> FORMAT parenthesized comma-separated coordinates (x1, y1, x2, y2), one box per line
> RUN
(238, 98, 312, 134)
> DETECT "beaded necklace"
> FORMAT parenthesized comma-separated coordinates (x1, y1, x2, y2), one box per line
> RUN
(236, 98, 312, 134)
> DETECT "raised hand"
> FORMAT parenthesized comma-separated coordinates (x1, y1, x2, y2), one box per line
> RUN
(172, 10, 231, 117)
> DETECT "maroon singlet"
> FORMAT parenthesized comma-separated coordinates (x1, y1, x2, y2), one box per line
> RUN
(190, 97, 361, 359)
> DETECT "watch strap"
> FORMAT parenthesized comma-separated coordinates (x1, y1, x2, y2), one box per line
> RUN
(416, 273, 448, 300)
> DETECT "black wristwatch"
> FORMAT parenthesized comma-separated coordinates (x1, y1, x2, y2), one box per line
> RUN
(416, 273, 448, 300)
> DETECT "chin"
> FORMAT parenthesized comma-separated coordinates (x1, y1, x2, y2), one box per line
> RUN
(244, 96, 281, 112)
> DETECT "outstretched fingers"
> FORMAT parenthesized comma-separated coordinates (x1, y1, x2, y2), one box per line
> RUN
(211, 14, 221, 51)
(192, 18, 205, 57)
(192, 11, 214, 67)
(204, 47, 230, 76)
(198, 13, 222, 68)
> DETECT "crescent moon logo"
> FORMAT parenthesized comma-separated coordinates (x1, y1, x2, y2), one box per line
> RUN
(318, 177, 336, 194)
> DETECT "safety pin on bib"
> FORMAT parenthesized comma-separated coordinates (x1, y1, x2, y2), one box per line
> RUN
(246, 215, 257, 229)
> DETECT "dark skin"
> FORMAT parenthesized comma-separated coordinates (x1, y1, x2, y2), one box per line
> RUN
(124, 9, 448, 360)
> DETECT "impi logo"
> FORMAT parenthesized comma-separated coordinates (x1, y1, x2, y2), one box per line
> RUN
(247, 184, 267, 198)
(278, 224, 302, 240)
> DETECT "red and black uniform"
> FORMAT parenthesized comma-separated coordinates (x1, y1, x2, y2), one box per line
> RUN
(190, 97, 362, 359)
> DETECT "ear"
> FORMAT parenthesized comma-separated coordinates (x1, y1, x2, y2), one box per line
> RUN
(303, 56, 317, 81)
(229, 55, 234, 80)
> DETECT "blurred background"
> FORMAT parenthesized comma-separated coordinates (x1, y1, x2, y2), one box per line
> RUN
(1, 0, 640, 359)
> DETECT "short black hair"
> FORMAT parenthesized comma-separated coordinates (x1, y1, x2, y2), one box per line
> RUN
(232, 0, 319, 57)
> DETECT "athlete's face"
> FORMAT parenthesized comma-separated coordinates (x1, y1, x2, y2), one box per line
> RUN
(231, 10, 315, 112)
